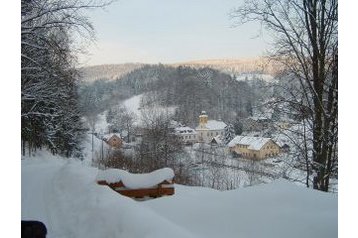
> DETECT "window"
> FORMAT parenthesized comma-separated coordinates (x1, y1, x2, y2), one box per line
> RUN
(216, 132, 219, 136)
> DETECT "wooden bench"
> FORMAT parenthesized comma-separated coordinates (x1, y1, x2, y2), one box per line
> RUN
(97, 180, 174, 198)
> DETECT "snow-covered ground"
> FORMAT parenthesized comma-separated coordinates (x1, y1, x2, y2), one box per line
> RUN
(123, 94, 143, 120)
(122, 93, 176, 126)
(22, 151, 337, 238)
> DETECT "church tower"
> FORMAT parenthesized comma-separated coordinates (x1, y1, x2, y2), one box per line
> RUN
(199, 111, 208, 128)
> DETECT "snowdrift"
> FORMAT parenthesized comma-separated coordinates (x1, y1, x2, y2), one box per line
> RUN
(22, 154, 337, 238)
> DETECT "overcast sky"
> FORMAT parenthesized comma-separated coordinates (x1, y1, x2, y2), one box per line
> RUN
(78, 0, 272, 66)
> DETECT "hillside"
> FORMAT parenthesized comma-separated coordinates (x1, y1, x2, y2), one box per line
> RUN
(78, 64, 262, 126)
(78, 63, 145, 82)
(78, 58, 281, 82)
(22, 152, 337, 238)
(171, 58, 282, 77)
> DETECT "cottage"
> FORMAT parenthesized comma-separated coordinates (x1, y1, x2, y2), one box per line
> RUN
(228, 136, 281, 160)
(102, 133, 123, 149)
(174, 126, 197, 145)
(96, 168, 175, 199)
(196, 111, 227, 143)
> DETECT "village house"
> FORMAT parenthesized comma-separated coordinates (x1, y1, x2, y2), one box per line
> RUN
(174, 126, 197, 145)
(228, 136, 281, 160)
(102, 133, 123, 149)
(196, 111, 227, 143)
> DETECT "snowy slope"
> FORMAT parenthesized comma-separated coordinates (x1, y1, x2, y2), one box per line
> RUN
(22, 152, 337, 238)
(146, 183, 337, 238)
(123, 94, 143, 119)
(122, 94, 176, 126)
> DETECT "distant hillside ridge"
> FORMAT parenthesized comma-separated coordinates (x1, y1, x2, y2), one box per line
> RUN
(171, 58, 282, 77)
(78, 63, 145, 82)
(79, 58, 282, 82)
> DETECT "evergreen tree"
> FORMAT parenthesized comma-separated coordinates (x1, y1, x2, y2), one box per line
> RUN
(223, 124, 235, 145)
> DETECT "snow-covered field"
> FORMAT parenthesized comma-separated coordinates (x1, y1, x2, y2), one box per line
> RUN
(22, 151, 337, 238)
(123, 94, 143, 119)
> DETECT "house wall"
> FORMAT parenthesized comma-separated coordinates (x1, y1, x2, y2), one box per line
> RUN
(196, 129, 225, 143)
(178, 133, 198, 144)
(257, 140, 280, 159)
(107, 136, 123, 148)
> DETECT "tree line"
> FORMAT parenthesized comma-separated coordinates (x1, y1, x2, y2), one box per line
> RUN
(21, 0, 110, 157)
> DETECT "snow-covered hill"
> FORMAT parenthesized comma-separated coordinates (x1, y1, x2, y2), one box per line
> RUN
(22, 152, 337, 238)
(79, 63, 144, 82)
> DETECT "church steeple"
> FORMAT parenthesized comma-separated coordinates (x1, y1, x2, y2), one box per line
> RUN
(199, 111, 208, 127)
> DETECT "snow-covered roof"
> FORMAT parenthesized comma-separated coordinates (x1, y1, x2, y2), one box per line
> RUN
(228, 136, 272, 150)
(175, 126, 197, 134)
(248, 116, 269, 121)
(170, 120, 182, 128)
(211, 135, 223, 145)
(196, 120, 227, 131)
(102, 133, 121, 141)
(96, 168, 175, 189)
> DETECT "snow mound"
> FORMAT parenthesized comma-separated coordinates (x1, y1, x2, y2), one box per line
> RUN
(97, 168, 174, 189)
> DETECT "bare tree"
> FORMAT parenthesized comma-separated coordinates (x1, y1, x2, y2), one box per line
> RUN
(232, 0, 338, 191)
(107, 105, 136, 142)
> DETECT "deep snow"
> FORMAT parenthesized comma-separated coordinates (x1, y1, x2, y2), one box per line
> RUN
(22, 152, 337, 238)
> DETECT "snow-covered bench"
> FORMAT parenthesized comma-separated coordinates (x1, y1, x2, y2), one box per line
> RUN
(96, 168, 175, 198)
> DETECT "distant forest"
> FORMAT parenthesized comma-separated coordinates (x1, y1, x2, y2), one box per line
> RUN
(78, 64, 272, 127)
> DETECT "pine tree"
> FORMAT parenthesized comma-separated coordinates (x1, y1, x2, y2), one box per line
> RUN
(223, 124, 235, 145)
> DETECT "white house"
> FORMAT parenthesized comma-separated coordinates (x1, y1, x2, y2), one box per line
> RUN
(196, 111, 227, 143)
(174, 126, 197, 144)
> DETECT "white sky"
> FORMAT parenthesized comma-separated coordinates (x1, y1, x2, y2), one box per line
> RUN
(78, 0, 272, 66)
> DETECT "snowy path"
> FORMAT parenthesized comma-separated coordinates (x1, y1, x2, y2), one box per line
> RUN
(21, 159, 78, 237)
